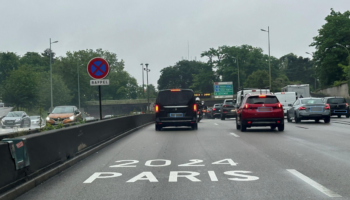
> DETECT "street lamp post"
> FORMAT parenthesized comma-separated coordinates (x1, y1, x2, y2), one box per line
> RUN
(49, 38, 58, 111)
(77, 61, 84, 110)
(336, 43, 350, 71)
(141, 63, 144, 98)
(306, 52, 317, 90)
(232, 56, 240, 90)
(261, 27, 271, 89)
(144, 63, 151, 111)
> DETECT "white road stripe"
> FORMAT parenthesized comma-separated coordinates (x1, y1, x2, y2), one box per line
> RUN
(230, 132, 240, 137)
(214, 123, 218, 125)
(287, 169, 342, 198)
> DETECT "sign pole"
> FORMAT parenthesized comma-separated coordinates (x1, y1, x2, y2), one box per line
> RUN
(99, 85, 102, 120)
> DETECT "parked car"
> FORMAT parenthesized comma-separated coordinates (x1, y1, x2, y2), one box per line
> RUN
(220, 99, 236, 120)
(46, 106, 83, 125)
(236, 94, 284, 132)
(29, 116, 46, 127)
(155, 89, 198, 130)
(1, 111, 31, 128)
(322, 97, 349, 118)
(287, 98, 330, 123)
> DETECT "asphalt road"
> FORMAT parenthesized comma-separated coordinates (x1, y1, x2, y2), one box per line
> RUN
(16, 116, 350, 200)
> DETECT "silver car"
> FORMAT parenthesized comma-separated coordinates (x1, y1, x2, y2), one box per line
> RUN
(1, 111, 31, 128)
(29, 116, 46, 127)
(287, 98, 331, 123)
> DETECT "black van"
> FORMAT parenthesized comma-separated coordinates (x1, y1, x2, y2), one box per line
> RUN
(155, 89, 198, 131)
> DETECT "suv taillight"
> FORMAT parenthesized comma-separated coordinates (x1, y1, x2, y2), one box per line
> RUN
(299, 106, 306, 110)
(325, 104, 330, 110)
(193, 104, 197, 112)
(155, 105, 159, 113)
(212, 108, 216, 111)
(244, 104, 249, 109)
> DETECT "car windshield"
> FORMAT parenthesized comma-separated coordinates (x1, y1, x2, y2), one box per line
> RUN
(156, 90, 194, 106)
(52, 107, 74, 114)
(246, 96, 279, 104)
(301, 99, 323, 104)
(29, 116, 40, 119)
(6, 112, 23, 117)
(327, 98, 346, 104)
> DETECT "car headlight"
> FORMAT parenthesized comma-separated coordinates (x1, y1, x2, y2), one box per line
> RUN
(46, 117, 50, 121)
(69, 116, 74, 120)
(15, 118, 21, 122)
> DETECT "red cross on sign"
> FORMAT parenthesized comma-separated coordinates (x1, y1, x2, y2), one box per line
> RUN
(87, 57, 110, 79)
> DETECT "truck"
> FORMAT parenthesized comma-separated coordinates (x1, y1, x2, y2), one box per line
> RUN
(281, 84, 310, 98)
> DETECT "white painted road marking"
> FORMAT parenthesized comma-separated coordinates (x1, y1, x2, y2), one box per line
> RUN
(214, 123, 218, 125)
(230, 132, 240, 137)
(287, 169, 342, 197)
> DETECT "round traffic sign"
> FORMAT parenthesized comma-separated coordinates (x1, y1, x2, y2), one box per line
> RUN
(87, 57, 110, 79)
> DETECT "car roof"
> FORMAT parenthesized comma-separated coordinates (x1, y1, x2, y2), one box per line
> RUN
(324, 97, 345, 99)
(246, 93, 275, 97)
(55, 105, 76, 107)
(299, 97, 322, 100)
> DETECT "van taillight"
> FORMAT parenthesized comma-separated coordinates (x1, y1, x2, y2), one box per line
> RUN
(193, 104, 197, 112)
(244, 104, 249, 109)
(155, 105, 159, 113)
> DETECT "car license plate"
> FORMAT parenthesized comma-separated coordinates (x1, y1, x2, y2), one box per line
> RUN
(170, 113, 183, 118)
(258, 107, 272, 112)
(310, 107, 322, 112)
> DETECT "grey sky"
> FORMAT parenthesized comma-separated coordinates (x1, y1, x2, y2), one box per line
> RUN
(0, 0, 349, 87)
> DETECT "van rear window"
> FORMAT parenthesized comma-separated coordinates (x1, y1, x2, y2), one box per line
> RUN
(246, 96, 279, 104)
(156, 90, 194, 106)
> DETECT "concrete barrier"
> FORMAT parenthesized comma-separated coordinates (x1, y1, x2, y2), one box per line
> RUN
(0, 114, 155, 195)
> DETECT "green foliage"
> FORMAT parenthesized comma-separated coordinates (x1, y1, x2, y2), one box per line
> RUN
(2, 65, 39, 109)
(0, 52, 21, 85)
(310, 9, 350, 87)
(243, 70, 269, 88)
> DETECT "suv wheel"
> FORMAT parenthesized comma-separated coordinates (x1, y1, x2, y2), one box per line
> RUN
(295, 112, 300, 123)
(278, 124, 284, 131)
(236, 118, 240, 130)
(155, 125, 161, 131)
(221, 114, 225, 120)
(324, 117, 330, 123)
(240, 123, 246, 132)
(347, 113, 350, 118)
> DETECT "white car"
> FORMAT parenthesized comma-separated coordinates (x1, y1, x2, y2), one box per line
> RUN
(29, 116, 46, 127)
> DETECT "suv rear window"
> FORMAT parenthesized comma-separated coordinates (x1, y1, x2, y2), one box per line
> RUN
(246, 96, 279, 104)
(156, 90, 194, 106)
(327, 98, 346, 104)
(224, 100, 233, 105)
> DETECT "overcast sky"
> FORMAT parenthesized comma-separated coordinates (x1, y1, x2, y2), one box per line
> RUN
(0, 0, 349, 87)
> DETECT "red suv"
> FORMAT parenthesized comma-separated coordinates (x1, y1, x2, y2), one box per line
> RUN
(236, 94, 284, 132)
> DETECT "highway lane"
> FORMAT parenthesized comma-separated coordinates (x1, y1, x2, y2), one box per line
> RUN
(16, 117, 350, 200)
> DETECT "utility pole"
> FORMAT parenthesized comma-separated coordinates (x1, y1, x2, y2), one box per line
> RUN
(261, 27, 271, 89)
(49, 38, 58, 111)
(77, 60, 81, 110)
(141, 63, 144, 98)
(144, 64, 150, 111)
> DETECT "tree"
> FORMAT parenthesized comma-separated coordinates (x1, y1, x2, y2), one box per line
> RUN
(2, 65, 39, 110)
(0, 52, 20, 85)
(310, 9, 350, 87)
(190, 62, 216, 93)
(243, 70, 269, 88)
(20, 52, 48, 72)
(158, 60, 203, 90)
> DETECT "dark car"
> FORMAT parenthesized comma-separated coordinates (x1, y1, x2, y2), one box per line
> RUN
(220, 99, 236, 120)
(322, 97, 349, 118)
(236, 94, 284, 132)
(287, 98, 330, 123)
(1, 111, 31, 128)
(155, 89, 198, 130)
(210, 104, 222, 119)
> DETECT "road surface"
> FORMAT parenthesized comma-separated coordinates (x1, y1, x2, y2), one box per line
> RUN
(16, 117, 350, 200)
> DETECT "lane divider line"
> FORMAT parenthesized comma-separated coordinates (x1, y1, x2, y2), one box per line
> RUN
(214, 123, 218, 125)
(230, 132, 240, 137)
(287, 169, 342, 198)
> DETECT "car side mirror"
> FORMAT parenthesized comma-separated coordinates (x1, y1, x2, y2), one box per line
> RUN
(288, 104, 292, 107)
(75, 111, 80, 115)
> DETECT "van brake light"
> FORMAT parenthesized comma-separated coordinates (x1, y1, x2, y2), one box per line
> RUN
(171, 89, 181, 92)
(193, 104, 197, 112)
(155, 105, 159, 113)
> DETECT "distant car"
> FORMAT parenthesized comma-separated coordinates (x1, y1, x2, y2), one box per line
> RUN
(85, 117, 95, 121)
(322, 97, 349, 118)
(1, 111, 31, 128)
(104, 115, 114, 118)
(220, 99, 236, 120)
(287, 98, 330, 123)
(210, 104, 222, 119)
(29, 116, 46, 126)
(46, 106, 83, 125)
(236, 94, 284, 131)
(205, 107, 212, 119)
(155, 89, 198, 130)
